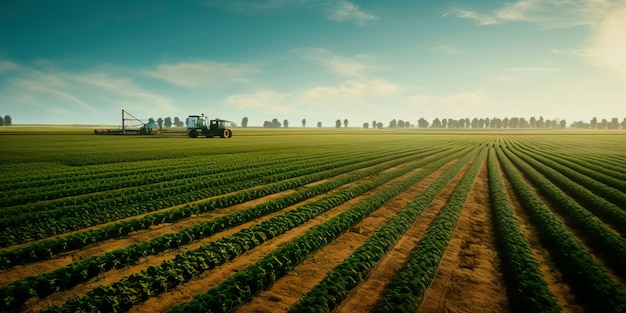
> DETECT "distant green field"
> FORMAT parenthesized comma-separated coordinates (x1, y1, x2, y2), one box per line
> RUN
(0, 127, 625, 313)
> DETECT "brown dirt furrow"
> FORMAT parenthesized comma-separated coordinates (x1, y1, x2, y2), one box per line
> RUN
(99, 164, 428, 313)
(497, 155, 584, 313)
(337, 159, 468, 313)
(0, 189, 297, 285)
(24, 180, 363, 312)
(418, 158, 509, 313)
(234, 160, 456, 313)
(2, 164, 385, 285)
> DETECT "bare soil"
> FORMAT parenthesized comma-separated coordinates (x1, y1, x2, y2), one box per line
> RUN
(235, 160, 457, 313)
(497, 155, 584, 313)
(125, 163, 428, 313)
(418, 158, 509, 313)
(337, 159, 468, 313)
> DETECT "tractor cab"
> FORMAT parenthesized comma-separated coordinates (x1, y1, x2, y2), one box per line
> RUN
(187, 114, 232, 138)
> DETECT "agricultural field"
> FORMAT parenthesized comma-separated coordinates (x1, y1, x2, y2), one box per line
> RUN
(0, 128, 625, 313)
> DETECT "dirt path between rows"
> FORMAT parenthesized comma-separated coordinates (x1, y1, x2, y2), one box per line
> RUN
(0, 189, 298, 286)
(336, 159, 469, 313)
(234, 160, 458, 313)
(418, 158, 509, 313)
(124, 163, 429, 313)
(2, 162, 388, 286)
(497, 153, 584, 313)
(24, 169, 383, 312)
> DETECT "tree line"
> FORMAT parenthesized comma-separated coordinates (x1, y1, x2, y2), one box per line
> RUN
(240, 116, 626, 130)
(0, 115, 12, 126)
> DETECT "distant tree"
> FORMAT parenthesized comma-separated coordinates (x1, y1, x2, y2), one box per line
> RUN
(610, 117, 619, 129)
(302, 118, 306, 127)
(503, 117, 509, 129)
(484, 118, 490, 128)
(272, 118, 281, 128)
(157, 117, 163, 129)
(478, 118, 485, 129)
(389, 119, 397, 129)
(263, 121, 272, 128)
(559, 120, 567, 129)
(520, 117, 529, 128)
(431, 118, 441, 128)
(363, 122, 369, 129)
(470, 118, 478, 129)
(336, 119, 341, 128)
(317, 121, 322, 128)
(343, 118, 348, 128)
(599, 118, 608, 129)
(397, 119, 405, 128)
(417, 118, 429, 128)
(512, 117, 521, 129)
(376, 122, 383, 129)
(4, 115, 12, 126)
(442, 118, 448, 129)
(590, 117, 597, 129)
(536, 116, 544, 128)
(283, 119, 289, 128)
(164, 117, 172, 128)
(174, 117, 183, 127)
(372, 120, 377, 129)
(621, 117, 626, 129)
(530, 116, 536, 128)
(459, 119, 466, 128)
(241, 117, 249, 128)
(0, 116, 3, 126)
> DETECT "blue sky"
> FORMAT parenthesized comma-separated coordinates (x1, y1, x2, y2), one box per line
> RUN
(1, 0, 625, 126)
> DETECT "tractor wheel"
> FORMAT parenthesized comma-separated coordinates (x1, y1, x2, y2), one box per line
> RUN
(189, 129, 198, 138)
(223, 129, 232, 138)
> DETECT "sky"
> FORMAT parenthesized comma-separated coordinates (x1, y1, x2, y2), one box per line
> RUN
(0, 0, 625, 126)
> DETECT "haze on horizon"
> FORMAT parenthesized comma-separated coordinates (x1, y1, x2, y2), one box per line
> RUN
(1, 0, 625, 127)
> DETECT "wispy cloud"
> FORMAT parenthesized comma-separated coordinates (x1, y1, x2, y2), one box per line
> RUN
(430, 45, 459, 55)
(502, 67, 559, 72)
(293, 48, 376, 77)
(585, 5, 626, 80)
(206, 0, 377, 25)
(324, 0, 378, 25)
(443, 8, 499, 25)
(447, 0, 625, 28)
(145, 61, 256, 87)
(223, 78, 401, 118)
(436, 90, 489, 110)
(0, 60, 177, 116)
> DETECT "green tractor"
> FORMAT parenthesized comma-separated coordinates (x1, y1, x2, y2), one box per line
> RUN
(186, 115, 233, 138)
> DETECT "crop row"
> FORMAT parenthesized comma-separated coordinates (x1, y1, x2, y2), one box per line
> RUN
(0, 149, 318, 191)
(1, 149, 426, 311)
(0, 147, 380, 216)
(0, 150, 340, 207)
(515, 138, 626, 192)
(40, 146, 468, 313)
(517, 138, 626, 180)
(0, 148, 425, 246)
(373, 148, 485, 313)
(502, 145, 626, 276)
(486, 149, 559, 312)
(0, 145, 453, 270)
(287, 146, 479, 312)
(496, 147, 626, 312)
(166, 147, 474, 313)
(509, 141, 626, 208)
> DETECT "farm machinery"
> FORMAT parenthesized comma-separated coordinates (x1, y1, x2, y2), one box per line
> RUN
(94, 110, 156, 135)
(187, 114, 232, 138)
